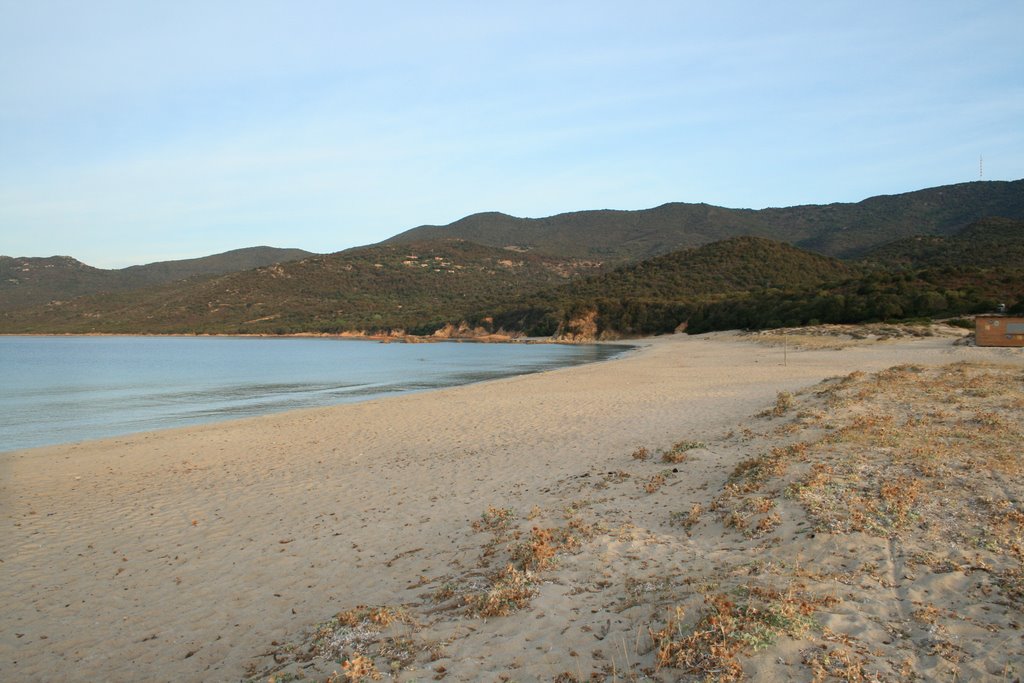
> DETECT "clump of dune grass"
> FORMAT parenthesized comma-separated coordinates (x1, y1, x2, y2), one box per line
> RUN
(332, 654, 382, 681)
(758, 391, 794, 418)
(472, 505, 515, 533)
(466, 505, 594, 617)
(510, 526, 559, 571)
(800, 644, 877, 682)
(670, 503, 702, 530)
(249, 604, 418, 682)
(465, 564, 537, 617)
(644, 473, 666, 493)
(661, 439, 705, 463)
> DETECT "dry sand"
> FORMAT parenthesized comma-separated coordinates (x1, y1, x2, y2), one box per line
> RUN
(2, 330, 1021, 682)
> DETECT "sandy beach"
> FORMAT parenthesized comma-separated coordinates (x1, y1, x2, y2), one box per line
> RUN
(3, 329, 1022, 682)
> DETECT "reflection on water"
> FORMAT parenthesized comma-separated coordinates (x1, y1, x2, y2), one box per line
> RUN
(0, 336, 629, 452)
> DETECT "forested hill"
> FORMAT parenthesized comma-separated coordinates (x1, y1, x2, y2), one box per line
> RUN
(0, 240, 598, 335)
(385, 180, 1024, 262)
(556, 237, 855, 302)
(2, 182, 1022, 337)
(523, 219, 1024, 338)
(860, 217, 1024, 269)
(472, 237, 858, 337)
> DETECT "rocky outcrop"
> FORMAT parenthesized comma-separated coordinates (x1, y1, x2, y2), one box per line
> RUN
(555, 309, 599, 343)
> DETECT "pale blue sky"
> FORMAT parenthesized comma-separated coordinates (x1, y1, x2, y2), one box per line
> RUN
(2, 1, 1022, 268)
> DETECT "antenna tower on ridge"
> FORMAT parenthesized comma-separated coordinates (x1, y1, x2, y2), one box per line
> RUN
(980, 154, 984, 179)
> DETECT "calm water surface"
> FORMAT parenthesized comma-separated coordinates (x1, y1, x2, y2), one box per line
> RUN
(0, 336, 627, 452)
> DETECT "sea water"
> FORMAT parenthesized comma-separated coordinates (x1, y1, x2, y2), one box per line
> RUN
(0, 336, 627, 452)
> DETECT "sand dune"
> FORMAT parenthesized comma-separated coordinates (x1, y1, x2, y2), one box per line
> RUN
(2, 330, 1021, 682)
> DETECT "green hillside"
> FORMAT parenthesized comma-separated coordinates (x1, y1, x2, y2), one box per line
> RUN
(458, 220, 1023, 338)
(471, 237, 857, 337)
(3, 182, 1022, 338)
(4, 224, 1021, 338)
(0, 256, 115, 311)
(685, 268, 1024, 334)
(683, 218, 1024, 333)
(558, 236, 855, 301)
(861, 217, 1024, 269)
(0, 241, 594, 335)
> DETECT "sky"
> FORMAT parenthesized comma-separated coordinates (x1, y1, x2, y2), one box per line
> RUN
(1, 1, 1022, 268)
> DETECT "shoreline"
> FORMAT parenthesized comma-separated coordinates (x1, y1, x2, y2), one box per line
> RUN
(2, 331, 1021, 682)
(1, 336, 637, 454)
(0, 331, 614, 344)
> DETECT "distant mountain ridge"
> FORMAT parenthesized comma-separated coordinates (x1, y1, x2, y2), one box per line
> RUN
(386, 180, 1024, 262)
(117, 246, 315, 285)
(2, 180, 1021, 335)
(0, 246, 314, 311)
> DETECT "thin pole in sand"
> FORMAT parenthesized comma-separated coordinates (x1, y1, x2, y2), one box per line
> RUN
(783, 334, 788, 366)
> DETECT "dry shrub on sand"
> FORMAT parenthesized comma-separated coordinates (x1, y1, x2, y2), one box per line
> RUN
(652, 586, 834, 681)
(670, 502, 703, 530)
(465, 564, 537, 617)
(335, 606, 406, 629)
(471, 505, 516, 533)
(510, 526, 559, 571)
(465, 507, 591, 618)
(644, 473, 667, 493)
(758, 391, 794, 418)
(332, 653, 382, 681)
(662, 439, 705, 463)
